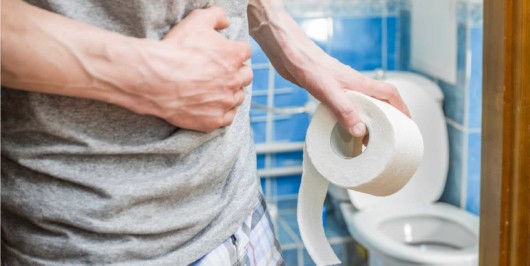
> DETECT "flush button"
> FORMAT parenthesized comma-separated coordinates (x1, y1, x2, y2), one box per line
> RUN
(374, 69, 386, 80)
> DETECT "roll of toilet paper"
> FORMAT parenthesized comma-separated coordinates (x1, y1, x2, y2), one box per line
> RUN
(297, 91, 424, 265)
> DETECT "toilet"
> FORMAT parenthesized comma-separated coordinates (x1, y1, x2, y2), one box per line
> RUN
(331, 71, 479, 266)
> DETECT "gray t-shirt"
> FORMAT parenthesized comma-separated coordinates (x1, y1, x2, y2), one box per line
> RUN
(1, 1, 260, 265)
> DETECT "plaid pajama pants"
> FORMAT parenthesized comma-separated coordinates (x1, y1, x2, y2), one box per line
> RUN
(191, 195, 284, 266)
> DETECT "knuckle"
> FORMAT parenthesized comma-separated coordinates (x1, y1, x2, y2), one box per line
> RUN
(215, 115, 226, 127)
(385, 83, 399, 99)
(235, 91, 245, 105)
(233, 44, 250, 62)
(336, 104, 356, 119)
(227, 76, 241, 90)
(211, 6, 227, 17)
(241, 43, 252, 59)
(243, 65, 253, 83)
(222, 95, 235, 108)
(207, 119, 222, 131)
(224, 113, 236, 126)
(203, 124, 217, 132)
(385, 83, 397, 92)
(248, 66, 254, 78)
(188, 8, 204, 18)
(233, 72, 244, 87)
(358, 75, 371, 89)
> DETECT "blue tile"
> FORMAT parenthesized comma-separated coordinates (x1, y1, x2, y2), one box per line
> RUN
(273, 151, 304, 168)
(303, 249, 316, 266)
(466, 132, 481, 215)
(282, 248, 299, 266)
(331, 245, 347, 265)
(273, 71, 297, 90)
(251, 121, 267, 144)
(279, 211, 301, 238)
(456, 23, 468, 87)
(440, 123, 463, 207)
(468, 27, 483, 129)
(274, 90, 307, 109)
(249, 69, 269, 118)
(277, 198, 298, 211)
(250, 95, 267, 118)
(250, 98, 267, 118)
(296, 18, 331, 52)
(260, 178, 266, 193)
(386, 16, 398, 70)
(252, 68, 269, 92)
(324, 211, 351, 239)
(257, 154, 266, 169)
(342, 242, 368, 266)
(277, 217, 298, 245)
(333, 243, 361, 266)
(330, 17, 383, 71)
(274, 114, 310, 142)
(439, 80, 465, 125)
(273, 73, 309, 108)
(250, 37, 269, 65)
(275, 175, 302, 196)
(280, 203, 350, 243)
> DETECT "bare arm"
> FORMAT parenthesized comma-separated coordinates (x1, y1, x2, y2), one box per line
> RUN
(2, 0, 252, 132)
(247, 0, 410, 137)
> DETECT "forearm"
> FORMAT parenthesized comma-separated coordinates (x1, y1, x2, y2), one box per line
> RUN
(248, 0, 410, 137)
(1, 0, 141, 104)
(247, 0, 332, 82)
(2, 2, 252, 132)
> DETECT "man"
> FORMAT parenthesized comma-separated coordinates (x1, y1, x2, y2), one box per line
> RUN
(1, 0, 409, 265)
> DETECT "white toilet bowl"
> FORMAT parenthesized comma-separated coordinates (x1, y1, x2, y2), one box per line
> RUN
(333, 71, 479, 266)
(340, 202, 478, 266)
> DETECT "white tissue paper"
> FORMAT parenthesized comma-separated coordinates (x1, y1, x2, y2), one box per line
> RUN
(297, 91, 424, 265)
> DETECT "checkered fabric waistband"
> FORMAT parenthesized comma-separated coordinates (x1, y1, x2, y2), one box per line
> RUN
(191, 194, 284, 266)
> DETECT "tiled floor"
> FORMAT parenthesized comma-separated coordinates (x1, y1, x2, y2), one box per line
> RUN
(273, 197, 368, 266)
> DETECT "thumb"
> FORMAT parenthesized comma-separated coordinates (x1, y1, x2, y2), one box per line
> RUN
(327, 91, 367, 138)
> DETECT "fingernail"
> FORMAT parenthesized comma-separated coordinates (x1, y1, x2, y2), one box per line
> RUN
(351, 123, 366, 137)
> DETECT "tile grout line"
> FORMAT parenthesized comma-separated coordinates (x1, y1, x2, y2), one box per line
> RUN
(460, 0, 473, 210)
(395, 0, 402, 69)
(446, 117, 481, 133)
(265, 63, 275, 201)
(298, 247, 304, 266)
(277, 217, 301, 244)
(252, 63, 270, 70)
(252, 87, 294, 96)
(251, 115, 293, 123)
(382, 0, 388, 70)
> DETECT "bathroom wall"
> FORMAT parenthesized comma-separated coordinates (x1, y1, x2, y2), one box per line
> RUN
(400, 0, 483, 215)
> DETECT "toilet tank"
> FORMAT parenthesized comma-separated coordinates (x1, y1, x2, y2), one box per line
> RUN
(348, 71, 449, 210)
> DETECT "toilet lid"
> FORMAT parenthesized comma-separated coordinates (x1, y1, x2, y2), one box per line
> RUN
(348, 74, 449, 210)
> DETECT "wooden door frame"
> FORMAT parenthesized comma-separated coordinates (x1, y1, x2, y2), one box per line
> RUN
(480, 0, 529, 265)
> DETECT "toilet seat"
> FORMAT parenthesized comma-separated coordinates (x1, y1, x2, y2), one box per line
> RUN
(340, 202, 479, 265)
